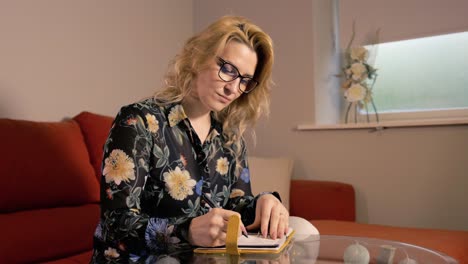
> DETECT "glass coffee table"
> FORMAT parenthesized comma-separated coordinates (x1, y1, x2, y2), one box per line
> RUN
(287, 234, 458, 263)
(191, 235, 459, 263)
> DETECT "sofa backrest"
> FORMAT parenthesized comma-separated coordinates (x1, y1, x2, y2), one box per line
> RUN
(0, 118, 100, 212)
(73, 111, 114, 181)
(0, 117, 101, 263)
(290, 179, 356, 221)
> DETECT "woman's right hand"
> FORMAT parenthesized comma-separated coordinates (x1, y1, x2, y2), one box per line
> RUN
(188, 208, 243, 247)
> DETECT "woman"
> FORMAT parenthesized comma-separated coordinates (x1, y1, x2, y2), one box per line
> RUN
(91, 15, 289, 262)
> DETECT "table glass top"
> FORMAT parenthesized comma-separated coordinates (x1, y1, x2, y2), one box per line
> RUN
(289, 234, 457, 263)
(190, 234, 458, 264)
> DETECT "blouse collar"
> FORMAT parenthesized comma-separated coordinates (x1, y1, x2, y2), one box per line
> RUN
(165, 103, 222, 136)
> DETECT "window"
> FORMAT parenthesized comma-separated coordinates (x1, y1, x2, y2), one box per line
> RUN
(364, 31, 468, 121)
(301, 0, 468, 129)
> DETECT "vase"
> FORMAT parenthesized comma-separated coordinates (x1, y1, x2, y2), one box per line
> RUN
(344, 99, 379, 124)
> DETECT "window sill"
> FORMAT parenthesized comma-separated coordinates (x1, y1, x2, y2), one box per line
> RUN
(296, 117, 468, 131)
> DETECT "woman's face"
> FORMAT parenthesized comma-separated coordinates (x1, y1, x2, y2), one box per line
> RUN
(191, 41, 258, 113)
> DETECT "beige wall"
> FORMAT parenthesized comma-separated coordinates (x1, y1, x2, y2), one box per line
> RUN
(0, 0, 192, 121)
(194, 0, 468, 231)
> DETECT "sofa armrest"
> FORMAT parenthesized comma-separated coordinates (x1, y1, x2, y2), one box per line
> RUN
(289, 179, 356, 222)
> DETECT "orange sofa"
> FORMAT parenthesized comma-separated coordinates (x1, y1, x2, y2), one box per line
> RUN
(0, 112, 109, 263)
(1, 112, 467, 263)
(289, 180, 468, 263)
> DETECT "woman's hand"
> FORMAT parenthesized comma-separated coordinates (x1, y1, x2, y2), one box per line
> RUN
(188, 208, 243, 247)
(246, 194, 289, 239)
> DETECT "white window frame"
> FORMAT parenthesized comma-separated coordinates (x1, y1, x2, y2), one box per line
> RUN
(360, 108, 468, 122)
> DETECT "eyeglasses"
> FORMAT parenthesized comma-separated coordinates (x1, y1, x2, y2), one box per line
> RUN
(216, 57, 259, 94)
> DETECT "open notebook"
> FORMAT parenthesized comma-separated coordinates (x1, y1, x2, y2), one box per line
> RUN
(194, 227, 295, 254)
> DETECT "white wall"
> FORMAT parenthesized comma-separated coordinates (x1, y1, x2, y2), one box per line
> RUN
(0, 0, 192, 121)
(194, 0, 468, 231)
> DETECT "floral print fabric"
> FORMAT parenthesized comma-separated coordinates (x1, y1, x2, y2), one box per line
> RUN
(91, 98, 258, 263)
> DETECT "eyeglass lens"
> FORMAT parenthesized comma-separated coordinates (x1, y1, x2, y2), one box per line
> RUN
(218, 59, 258, 93)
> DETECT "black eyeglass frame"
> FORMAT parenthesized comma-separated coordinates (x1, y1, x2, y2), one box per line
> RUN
(216, 57, 259, 94)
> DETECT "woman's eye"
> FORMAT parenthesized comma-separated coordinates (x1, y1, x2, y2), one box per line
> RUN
(240, 79, 250, 86)
(221, 64, 238, 76)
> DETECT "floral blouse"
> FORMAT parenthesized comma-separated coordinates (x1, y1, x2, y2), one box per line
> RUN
(91, 98, 272, 263)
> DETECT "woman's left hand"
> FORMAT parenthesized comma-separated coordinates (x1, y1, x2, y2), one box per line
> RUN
(245, 194, 289, 239)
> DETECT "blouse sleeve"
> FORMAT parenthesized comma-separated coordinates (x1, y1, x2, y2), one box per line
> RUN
(224, 139, 283, 226)
(96, 105, 191, 257)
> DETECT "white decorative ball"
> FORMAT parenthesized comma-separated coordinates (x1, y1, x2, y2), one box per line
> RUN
(155, 256, 180, 264)
(398, 258, 418, 264)
(288, 216, 320, 236)
(343, 243, 370, 264)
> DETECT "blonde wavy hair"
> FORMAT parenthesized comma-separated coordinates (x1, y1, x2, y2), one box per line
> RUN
(154, 15, 274, 174)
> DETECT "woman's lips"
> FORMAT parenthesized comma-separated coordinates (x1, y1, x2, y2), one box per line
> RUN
(217, 94, 231, 104)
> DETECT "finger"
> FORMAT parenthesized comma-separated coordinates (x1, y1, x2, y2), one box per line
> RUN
(260, 202, 272, 238)
(206, 223, 226, 247)
(213, 209, 244, 236)
(206, 209, 230, 236)
(239, 222, 249, 238)
(283, 212, 290, 234)
(269, 205, 281, 239)
(245, 218, 260, 231)
(212, 232, 227, 247)
(216, 208, 243, 222)
(209, 208, 228, 225)
(278, 209, 289, 237)
(277, 213, 287, 239)
(246, 207, 262, 231)
(220, 220, 229, 233)
(210, 208, 232, 221)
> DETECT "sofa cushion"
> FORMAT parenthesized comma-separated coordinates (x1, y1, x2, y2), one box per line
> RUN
(312, 220, 468, 263)
(248, 156, 293, 209)
(42, 250, 93, 264)
(290, 180, 356, 221)
(0, 119, 100, 212)
(73, 111, 114, 181)
(0, 204, 100, 263)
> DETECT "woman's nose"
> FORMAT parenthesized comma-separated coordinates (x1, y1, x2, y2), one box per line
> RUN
(224, 78, 240, 94)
